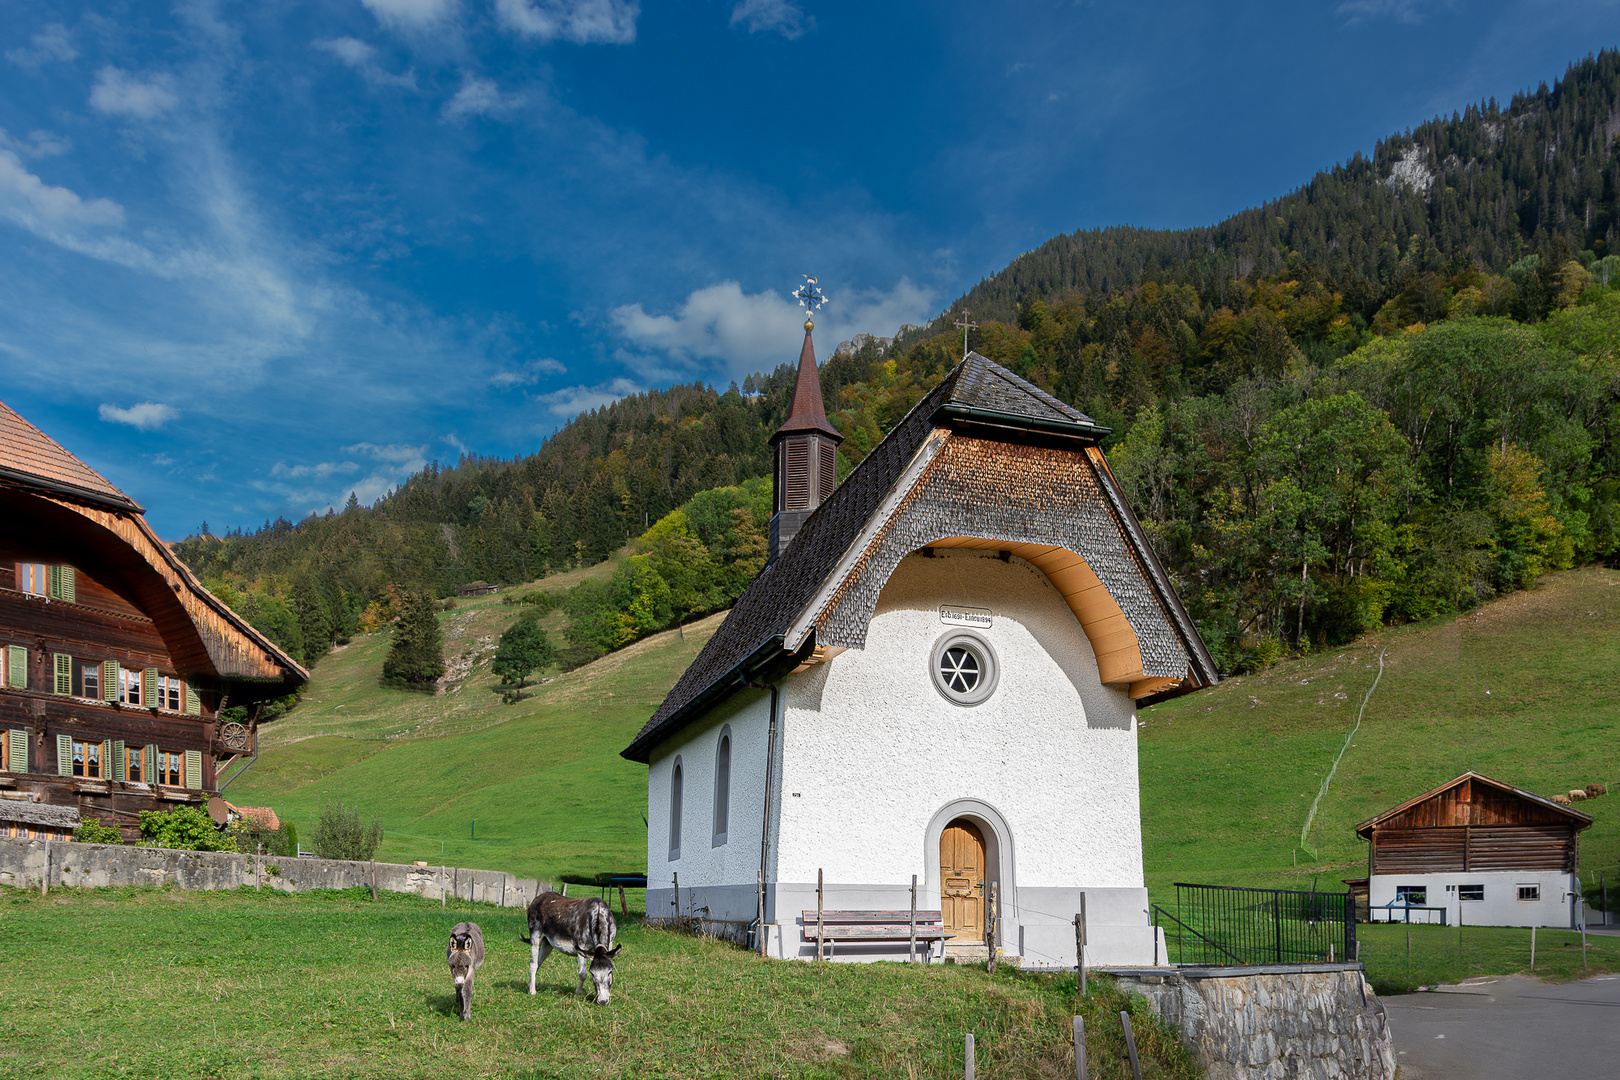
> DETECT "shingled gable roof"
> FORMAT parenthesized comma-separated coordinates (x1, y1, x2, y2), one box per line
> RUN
(1355, 771, 1593, 837)
(772, 329, 843, 442)
(622, 352, 1215, 763)
(0, 398, 141, 511)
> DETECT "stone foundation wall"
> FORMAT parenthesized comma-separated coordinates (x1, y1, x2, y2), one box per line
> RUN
(0, 836, 551, 908)
(1110, 964, 1395, 1080)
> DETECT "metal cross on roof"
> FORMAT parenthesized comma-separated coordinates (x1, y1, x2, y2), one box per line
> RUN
(952, 310, 978, 359)
(794, 275, 829, 328)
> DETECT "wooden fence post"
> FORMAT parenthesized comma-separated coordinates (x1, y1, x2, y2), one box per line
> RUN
(371, 859, 378, 903)
(964, 1032, 975, 1080)
(1120, 1011, 1143, 1080)
(441, 865, 446, 908)
(1530, 924, 1536, 971)
(1075, 894, 1088, 995)
(256, 842, 262, 892)
(1072, 1016, 1087, 1080)
(910, 874, 919, 963)
(816, 868, 825, 962)
(987, 881, 998, 974)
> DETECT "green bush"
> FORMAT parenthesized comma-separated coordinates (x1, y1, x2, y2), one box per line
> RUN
(139, 806, 236, 851)
(311, 799, 383, 861)
(73, 817, 123, 844)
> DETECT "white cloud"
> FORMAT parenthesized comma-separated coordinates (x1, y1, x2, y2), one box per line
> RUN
(360, 0, 456, 29)
(490, 356, 566, 386)
(6, 24, 77, 68)
(0, 145, 125, 236)
(442, 76, 525, 121)
(1336, 0, 1443, 25)
(0, 129, 71, 159)
(729, 0, 812, 40)
(99, 402, 179, 429)
(610, 278, 934, 381)
(314, 38, 418, 90)
(534, 377, 640, 416)
(344, 441, 430, 466)
(270, 460, 360, 479)
(495, 0, 639, 44)
(89, 67, 180, 120)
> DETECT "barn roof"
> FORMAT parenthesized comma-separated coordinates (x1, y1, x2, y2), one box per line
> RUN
(0, 397, 308, 694)
(1355, 771, 1593, 838)
(621, 352, 1218, 763)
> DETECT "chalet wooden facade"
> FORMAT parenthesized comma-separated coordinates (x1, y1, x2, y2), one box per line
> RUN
(1, 399, 307, 841)
(1355, 772, 1592, 928)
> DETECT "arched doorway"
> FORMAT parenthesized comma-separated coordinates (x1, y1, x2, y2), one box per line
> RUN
(940, 818, 986, 943)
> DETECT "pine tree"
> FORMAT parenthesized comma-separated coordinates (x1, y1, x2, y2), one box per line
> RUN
(382, 591, 445, 688)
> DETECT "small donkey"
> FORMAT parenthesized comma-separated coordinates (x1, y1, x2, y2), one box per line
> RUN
(521, 891, 621, 1004)
(446, 922, 485, 1021)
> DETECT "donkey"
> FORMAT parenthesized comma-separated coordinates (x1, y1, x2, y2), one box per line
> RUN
(521, 891, 621, 1004)
(446, 922, 485, 1021)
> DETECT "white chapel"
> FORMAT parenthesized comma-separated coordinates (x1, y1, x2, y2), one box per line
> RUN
(622, 310, 1219, 967)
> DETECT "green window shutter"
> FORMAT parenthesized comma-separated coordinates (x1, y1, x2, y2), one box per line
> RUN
(8, 729, 27, 773)
(50, 566, 76, 603)
(142, 668, 158, 707)
(6, 646, 25, 689)
(57, 733, 72, 777)
(112, 739, 126, 782)
(102, 660, 120, 702)
(184, 680, 202, 715)
(144, 745, 154, 784)
(184, 749, 202, 790)
(54, 654, 72, 695)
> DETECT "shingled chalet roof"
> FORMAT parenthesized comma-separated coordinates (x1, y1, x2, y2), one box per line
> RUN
(0, 398, 140, 511)
(0, 396, 308, 691)
(772, 329, 843, 441)
(622, 353, 1218, 763)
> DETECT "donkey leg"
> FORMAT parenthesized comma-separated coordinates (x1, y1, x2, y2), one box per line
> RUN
(576, 951, 588, 996)
(528, 936, 548, 995)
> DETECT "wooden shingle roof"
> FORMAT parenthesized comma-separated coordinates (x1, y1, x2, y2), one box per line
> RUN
(0, 398, 139, 511)
(622, 353, 1217, 763)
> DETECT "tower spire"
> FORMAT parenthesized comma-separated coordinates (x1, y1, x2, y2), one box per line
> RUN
(769, 276, 843, 563)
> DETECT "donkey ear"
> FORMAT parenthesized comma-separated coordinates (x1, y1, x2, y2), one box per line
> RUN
(608, 944, 622, 957)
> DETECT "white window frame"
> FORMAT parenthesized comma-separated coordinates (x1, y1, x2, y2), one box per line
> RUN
(930, 630, 1000, 706)
(668, 756, 683, 861)
(712, 727, 731, 848)
(16, 563, 47, 597)
(157, 674, 182, 712)
(1517, 884, 1540, 902)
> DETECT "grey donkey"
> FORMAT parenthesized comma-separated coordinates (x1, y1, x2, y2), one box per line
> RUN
(521, 891, 621, 1004)
(446, 922, 485, 1020)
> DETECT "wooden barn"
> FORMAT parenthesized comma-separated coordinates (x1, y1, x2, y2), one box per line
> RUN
(1, 398, 307, 841)
(1355, 772, 1592, 928)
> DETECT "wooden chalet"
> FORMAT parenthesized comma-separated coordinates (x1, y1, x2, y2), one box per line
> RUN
(1355, 772, 1592, 927)
(1, 399, 307, 841)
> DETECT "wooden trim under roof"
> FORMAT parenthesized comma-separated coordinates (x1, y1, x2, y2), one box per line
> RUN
(1356, 771, 1593, 838)
(929, 537, 1161, 694)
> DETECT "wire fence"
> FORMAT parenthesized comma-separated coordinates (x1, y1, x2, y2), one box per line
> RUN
(1156, 882, 1356, 966)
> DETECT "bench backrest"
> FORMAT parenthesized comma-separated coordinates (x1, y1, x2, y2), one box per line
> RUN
(800, 910, 944, 924)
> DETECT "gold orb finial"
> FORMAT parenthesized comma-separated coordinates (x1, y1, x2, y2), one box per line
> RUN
(804, 318, 814, 331)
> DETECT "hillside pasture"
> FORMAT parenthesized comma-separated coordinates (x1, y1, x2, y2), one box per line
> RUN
(0, 886, 1196, 1080)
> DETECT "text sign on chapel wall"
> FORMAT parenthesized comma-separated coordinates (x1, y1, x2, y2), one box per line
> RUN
(939, 605, 992, 628)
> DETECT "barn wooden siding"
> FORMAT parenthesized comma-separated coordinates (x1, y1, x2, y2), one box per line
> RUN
(1361, 774, 1590, 875)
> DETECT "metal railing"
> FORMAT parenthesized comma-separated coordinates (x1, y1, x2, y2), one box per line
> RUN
(1154, 882, 1356, 966)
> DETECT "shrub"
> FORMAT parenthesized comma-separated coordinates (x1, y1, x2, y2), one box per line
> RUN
(492, 613, 556, 689)
(73, 817, 123, 844)
(311, 799, 383, 861)
(139, 806, 236, 851)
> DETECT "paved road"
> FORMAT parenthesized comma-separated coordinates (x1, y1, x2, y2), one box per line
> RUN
(1384, 974, 1620, 1079)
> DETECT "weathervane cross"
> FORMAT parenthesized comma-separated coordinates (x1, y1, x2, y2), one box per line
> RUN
(793, 275, 829, 329)
(953, 311, 978, 359)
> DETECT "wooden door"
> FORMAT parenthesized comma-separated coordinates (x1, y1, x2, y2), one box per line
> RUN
(940, 819, 986, 942)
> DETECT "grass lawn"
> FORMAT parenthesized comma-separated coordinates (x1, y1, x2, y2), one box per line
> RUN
(1355, 921, 1620, 994)
(0, 886, 1195, 1080)
(1138, 564, 1620, 902)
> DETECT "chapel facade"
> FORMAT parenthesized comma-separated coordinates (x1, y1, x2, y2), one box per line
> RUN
(623, 326, 1218, 967)
(0, 399, 307, 841)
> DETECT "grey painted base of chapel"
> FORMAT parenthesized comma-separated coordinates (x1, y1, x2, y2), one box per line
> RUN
(648, 881, 1168, 967)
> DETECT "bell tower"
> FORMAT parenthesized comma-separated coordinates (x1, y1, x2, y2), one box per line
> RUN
(769, 276, 843, 563)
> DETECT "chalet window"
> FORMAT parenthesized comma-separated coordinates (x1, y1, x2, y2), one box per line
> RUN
(72, 660, 100, 700)
(931, 631, 1000, 706)
(1518, 884, 1540, 902)
(1395, 885, 1427, 906)
(156, 675, 183, 712)
(119, 667, 143, 707)
(16, 563, 47, 597)
(155, 749, 184, 787)
(712, 727, 731, 848)
(1459, 884, 1484, 901)
(71, 738, 104, 779)
(668, 756, 683, 861)
(124, 744, 144, 783)
(4, 645, 25, 689)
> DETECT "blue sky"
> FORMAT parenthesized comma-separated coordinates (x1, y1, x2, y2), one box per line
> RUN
(2, 0, 1616, 539)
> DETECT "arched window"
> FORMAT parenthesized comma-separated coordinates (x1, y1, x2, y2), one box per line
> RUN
(712, 727, 731, 847)
(668, 757, 683, 861)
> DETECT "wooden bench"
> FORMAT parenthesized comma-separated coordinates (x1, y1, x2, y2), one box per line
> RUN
(800, 910, 955, 962)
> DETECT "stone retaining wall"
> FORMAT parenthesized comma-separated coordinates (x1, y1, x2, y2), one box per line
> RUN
(0, 836, 550, 908)
(1110, 963, 1395, 1080)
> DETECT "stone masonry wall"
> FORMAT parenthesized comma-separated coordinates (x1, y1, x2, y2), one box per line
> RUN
(0, 836, 552, 908)
(1111, 964, 1395, 1080)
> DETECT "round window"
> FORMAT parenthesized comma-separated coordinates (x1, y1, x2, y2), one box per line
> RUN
(930, 631, 999, 706)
